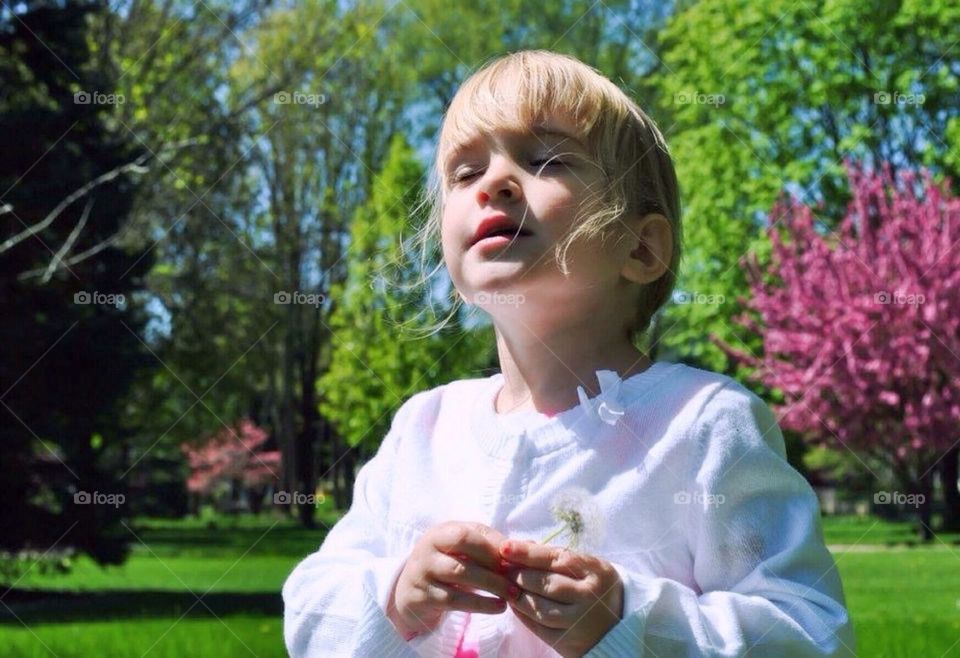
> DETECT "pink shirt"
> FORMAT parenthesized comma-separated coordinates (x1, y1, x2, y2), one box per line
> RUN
(453, 612, 479, 657)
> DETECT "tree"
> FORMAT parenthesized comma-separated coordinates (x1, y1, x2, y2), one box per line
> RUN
(0, 0, 152, 563)
(180, 0, 414, 527)
(182, 418, 280, 514)
(318, 135, 492, 509)
(397, 0, 674, 124)
(652, 0, 960, 376)
(715, 162, 960, 540)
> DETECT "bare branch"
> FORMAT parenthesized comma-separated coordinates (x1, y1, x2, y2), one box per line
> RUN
(1, 137, 199, 256)
(17, 232, 120, 282)
(1, 157, 146, 254)
(40, 197, 94, 284)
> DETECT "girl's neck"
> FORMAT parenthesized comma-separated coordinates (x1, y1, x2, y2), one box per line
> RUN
(494, 332, 651, 416)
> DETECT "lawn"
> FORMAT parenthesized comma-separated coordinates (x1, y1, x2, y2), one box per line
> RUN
(0, 511, 329, 658)
(1, 512, 958, 657)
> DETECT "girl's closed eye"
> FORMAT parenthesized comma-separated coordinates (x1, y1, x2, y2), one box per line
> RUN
(448, 150, 574, 186)
(531, 156, 567, 168)
(451, 168, 481, 184)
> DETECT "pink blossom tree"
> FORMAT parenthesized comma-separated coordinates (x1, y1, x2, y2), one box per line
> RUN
(182, 419, 281, 514)
(714, 163, 960, 539)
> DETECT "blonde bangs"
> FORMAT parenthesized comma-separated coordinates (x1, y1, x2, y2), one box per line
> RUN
(436, 51, 610, 181)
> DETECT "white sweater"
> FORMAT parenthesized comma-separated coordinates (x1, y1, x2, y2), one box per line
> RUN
(283, 361, 856, 657)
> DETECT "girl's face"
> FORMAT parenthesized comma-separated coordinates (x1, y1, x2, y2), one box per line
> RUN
(440, 115, 637, 328)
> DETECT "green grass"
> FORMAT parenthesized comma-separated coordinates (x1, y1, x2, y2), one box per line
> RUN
(0, 617, 284, 658)
(2, 513, 960, 656)
(836, 545, 960, 657)
(0, 512, 324, 658)
(821, 513, 960, 547)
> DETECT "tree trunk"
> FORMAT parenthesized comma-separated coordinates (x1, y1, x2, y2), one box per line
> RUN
(295, 302, 323, 528)
(939, 446, 960, 532)
(249, 487, 264, 515)
(316, 415, 330, 495)
(296, 423, 316, 529)
(280, 315, 297, 514)
(916, 467, 934, 541)
(331, 426, 348, 510)
(330, 431, 360, 513)
(342, 446, 357, 510)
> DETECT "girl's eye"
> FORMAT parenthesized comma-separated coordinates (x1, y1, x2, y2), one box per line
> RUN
(452, 169, 482, 184)
(531, 157, 566, 169)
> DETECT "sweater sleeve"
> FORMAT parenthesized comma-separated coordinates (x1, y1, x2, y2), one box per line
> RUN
(281, 396, 422, 658)
(585, 383, 856, 658)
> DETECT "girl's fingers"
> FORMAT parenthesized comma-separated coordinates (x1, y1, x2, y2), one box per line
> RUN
(501, 540, 586, 579)
(430, 522, 506, 572)
(509, 600, 567, 646)
(509, 589, 574, 629)
(425, 580, 507, 615)
(435, 552, 517, 602)
(510, 567, 579, 603)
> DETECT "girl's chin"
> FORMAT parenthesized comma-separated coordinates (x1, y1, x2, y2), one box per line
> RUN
(462, 290, 528, 308)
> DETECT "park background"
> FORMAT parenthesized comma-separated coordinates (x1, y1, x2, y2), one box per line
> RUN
(2, 0, 959, 656)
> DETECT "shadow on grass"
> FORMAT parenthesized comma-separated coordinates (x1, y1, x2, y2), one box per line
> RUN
(130, 521, 338, 558)
(0, 588, 281, 624)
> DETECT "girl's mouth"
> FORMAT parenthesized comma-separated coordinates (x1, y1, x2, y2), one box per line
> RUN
(472, 232, 531, 251)
(470, 215, 533, 247)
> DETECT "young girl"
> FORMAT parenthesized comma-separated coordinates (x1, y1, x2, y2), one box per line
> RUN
(283, 50, 855, 657)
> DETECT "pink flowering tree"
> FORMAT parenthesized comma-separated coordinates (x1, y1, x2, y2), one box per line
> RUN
(182, 419, 281, 514)
(714, 163, 960, 540)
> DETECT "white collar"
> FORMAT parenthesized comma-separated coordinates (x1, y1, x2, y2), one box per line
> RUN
(576, 369, 628, 426)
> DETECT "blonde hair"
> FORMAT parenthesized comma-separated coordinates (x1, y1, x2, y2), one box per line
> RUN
(401, 50, 681, 343)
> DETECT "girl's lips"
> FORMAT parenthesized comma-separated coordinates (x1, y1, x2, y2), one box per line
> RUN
(471, 234, 529, 251)
(469, 214, 533, 248)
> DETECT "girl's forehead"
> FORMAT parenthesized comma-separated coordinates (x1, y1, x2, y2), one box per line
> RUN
(456, 122, 580, 149)
(441, 114, 585, 164)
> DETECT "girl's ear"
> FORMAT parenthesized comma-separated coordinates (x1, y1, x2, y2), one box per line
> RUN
(620, 213, 673, 285)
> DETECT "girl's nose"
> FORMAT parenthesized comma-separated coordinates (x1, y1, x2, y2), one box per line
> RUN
(477, 157, 522, 204)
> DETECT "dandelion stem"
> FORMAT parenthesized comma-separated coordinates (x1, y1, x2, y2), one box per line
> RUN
(540, 524, 568, 545)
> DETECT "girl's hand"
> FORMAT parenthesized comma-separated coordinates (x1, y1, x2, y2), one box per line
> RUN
(499, 540, 624, 658)
(387, 521, 517, 639)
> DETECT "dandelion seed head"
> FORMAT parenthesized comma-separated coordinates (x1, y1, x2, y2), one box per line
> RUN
(547, 486, 607, 552)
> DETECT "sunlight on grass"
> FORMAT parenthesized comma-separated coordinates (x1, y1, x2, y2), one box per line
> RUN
(4, 514, 960, 657)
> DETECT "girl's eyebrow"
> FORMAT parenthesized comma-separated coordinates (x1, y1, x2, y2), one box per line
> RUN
(446, 127, 582, 167)
(529, 126, 583, 149)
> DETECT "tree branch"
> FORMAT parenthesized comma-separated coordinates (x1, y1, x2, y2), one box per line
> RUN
(1, 138, 199, 257)
(1, 157, 146, 255)
(39, 196, 94, 283)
